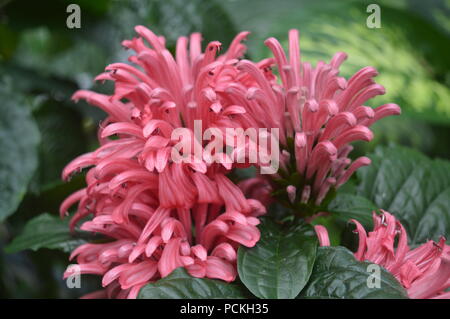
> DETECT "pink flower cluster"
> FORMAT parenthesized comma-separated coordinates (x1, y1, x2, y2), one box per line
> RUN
(233, 30, 400, 206)
(61, 27, 266, 298)
(315, 211, 450, 299)
(60, 26, 400, 298)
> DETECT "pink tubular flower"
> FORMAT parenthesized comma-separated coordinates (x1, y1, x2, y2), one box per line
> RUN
(228, 30, 401, 206)
(60, 26, 266, 298)
(314, 210, 450, 299)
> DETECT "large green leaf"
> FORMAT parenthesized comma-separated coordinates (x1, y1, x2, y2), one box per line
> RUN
(357, 146, 450, 244)
(0, 87, 40, 221)
(237, 218, 318, 299)
(30, 100, 88, 192)
(4, 213, 86, 254)
(299, 247, 408, 299)
(138, 267, 250, 299)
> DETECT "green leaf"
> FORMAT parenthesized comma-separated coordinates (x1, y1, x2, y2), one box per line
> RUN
(237, 218, 318, 299)
(0, 24, 18, 61)
(0, 87, 40, 221)
(357, 145, 450, 244)
(12, 27, 107, 87)
(328, 193, 377, 229)
(150, 0, 237, 45)
(30, 100, 87, 192)
(299, 246, 408, 299)
(138, 267, 250, 299)
(4, 213, 86, 254)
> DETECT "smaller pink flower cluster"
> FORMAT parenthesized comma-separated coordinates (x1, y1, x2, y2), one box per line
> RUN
(232, 30, 400, 206)
(315, 211, 450, 299)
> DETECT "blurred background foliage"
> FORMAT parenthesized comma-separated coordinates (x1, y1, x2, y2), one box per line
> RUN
(0, 0, 449, 298)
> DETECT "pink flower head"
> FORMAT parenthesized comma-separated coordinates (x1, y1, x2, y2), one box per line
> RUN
(315, 210, 450, 299)
(60, 26, 266, 298)
(229, 30, 401, 205)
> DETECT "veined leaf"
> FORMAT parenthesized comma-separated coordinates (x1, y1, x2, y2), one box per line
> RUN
(238, 218, 318, 299)
(299, 246, 408, 299)
(0, 86, 40, 221)
(357, 145, 450, 244)
(5, 213, 86, 253)
(138, 267, 250, 299)
(328, 193, 378, 229)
